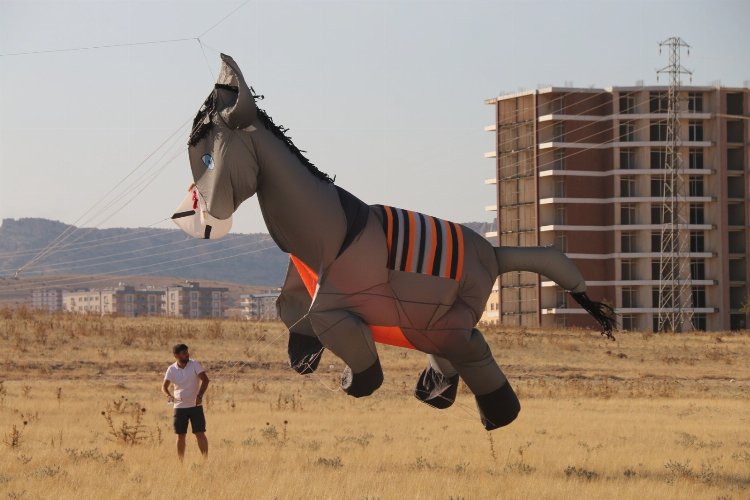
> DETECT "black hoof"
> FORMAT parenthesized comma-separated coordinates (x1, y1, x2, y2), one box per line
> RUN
(414, 366, 460, 409)
(475, 381, 521, 431)
(341, 358, 383, 397)
(288, 332, 325, 374)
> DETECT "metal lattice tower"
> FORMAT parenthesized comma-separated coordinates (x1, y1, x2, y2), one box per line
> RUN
(656, 37, 693, 332)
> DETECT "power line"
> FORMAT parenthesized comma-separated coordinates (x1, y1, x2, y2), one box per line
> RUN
(0, 37, 197, 58)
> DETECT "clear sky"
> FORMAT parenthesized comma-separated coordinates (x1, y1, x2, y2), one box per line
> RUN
(1, 0, 748, 234)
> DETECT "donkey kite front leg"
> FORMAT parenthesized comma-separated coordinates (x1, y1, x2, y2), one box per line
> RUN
(277, 260, 325, 374)
(307, 308, 384, 397)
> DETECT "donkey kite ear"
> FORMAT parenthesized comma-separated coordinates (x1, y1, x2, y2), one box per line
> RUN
(217, 53, 258, 129)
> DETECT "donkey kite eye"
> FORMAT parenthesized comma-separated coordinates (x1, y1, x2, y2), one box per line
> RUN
(202, 154, 215, 170)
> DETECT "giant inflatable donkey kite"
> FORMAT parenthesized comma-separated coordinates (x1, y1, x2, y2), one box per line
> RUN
(173, 54, 615, 431)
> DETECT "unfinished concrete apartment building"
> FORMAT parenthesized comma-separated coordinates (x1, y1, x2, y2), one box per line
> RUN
(483, 85, 749, 332)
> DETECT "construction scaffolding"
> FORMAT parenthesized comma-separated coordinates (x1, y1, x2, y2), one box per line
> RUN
(496, 94, 539, 326)
(656, 37, 694, 332)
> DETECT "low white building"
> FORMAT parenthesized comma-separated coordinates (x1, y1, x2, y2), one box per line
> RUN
(240, 291, 281, 320)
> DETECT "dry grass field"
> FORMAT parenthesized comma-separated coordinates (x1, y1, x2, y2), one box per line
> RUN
(0, 309, 748, 499)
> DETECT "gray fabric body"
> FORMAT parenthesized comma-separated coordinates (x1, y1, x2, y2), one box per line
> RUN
(188, 54, 589, 401)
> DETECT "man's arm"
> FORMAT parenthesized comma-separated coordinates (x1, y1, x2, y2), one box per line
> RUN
(162, 379, 174, 400)
(196, 372, 209, 405)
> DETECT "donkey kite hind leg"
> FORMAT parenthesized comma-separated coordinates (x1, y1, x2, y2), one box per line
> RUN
(448, 327, 520, 431)
(277, 260, 325, 374)
(414, 355, 460, 410)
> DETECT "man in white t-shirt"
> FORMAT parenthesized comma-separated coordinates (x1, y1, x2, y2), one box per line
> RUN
(162, 343, 210, 461)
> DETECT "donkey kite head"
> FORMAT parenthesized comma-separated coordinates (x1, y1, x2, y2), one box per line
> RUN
(187, 54, 260, 221)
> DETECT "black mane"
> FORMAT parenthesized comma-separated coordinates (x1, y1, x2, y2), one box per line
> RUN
(251, 91, 334, 184)
(188, 85, 335, 185)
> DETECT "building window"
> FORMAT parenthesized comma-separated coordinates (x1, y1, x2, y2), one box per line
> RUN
(692, 286, 706, 308)
(554, 149, 565, 170)
(651, 204, 670, 224)
(689, 203, 705, 224)
(650, 148, 668, 169)
(652, 287, 669, 308)
(553, 122, 565, 142)
(690, 259, 706, 280)
(554, 232, 567, 252)
(555, 206, 566, 224)
(650, 176, 666, 196)
(690, 231, 705, 252)
(555, 287, 566, 308)
(651, 232, 663, 252)
(622, 287, 636, 308)
(650, 120, 668, 141)
(621, 259, 635, 280)
(620, 203, 636, 224)
(688, 121, 703, 141)
(692, 313, 707, 331)
(555, 177, 566, 197)
(620, 176, 636, 197)
(621, 314, 637, 331)
(726, 93, 743, 115)
(621, 231, 636, 252)
(688, 148, 704, 169)
(620, 148, 636, 169)
(727, 121, 744, 143)
(688, 92, 703, 112)
(651, 259, 661, 279)
(649, 92, 668, 113)
(688, 176, 704, 196)
(619, 121, 635, 142)
(620, 93, 635, 114)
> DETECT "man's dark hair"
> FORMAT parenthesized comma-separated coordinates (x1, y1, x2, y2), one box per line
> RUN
(173, 343, 189, 355)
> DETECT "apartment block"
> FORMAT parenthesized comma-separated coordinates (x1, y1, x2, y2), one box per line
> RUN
(63, 284, 164, 317)
(240, 291, 281, 320)
(483, 85, 749, 331)
(30, 288, 64, 312)
(165, 281, 229, 319)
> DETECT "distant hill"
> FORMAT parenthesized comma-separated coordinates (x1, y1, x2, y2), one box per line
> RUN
(0, 217, 496, 295)
(0, 218, 289, 287)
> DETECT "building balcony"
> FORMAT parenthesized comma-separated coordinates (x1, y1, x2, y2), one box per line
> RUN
(484, 151, 496, 158)
(538, 112, 712, 122)
(484, 124, 497, 132)
(541, 279, 717, 287)
(485, 205, 498, 212)
(485, 231, 498, 238)
(485, 178, 497, 185)
(539, 223, 713, 231)
(539, 196, 713, 205)
(538, 168, 714, 178)
(564, 252, 714, 260)
(543, 306, 717, 314)
(539, 140, 713, 150)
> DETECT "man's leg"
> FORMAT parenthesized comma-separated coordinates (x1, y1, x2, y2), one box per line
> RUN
(195, 433, 208, 457)
(176, 434, 186, 461)
(173, 408, 189, 461)
(191, 406, 208, 457)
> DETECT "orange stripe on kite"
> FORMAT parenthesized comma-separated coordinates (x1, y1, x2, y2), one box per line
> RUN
(290, 255, 415, 349)
(454, 223, 465, 281)
(384, 205, 394, 254)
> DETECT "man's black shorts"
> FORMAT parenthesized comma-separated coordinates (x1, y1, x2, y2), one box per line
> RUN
(173, 406, 206, 434)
